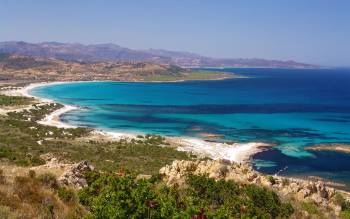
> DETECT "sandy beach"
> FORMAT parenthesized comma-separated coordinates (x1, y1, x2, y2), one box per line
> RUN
(2, 81, 271, 163)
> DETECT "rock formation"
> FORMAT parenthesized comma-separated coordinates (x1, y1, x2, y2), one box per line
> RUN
(58, 160, 94, 189)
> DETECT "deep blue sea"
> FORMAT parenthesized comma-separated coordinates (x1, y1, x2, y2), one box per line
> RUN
(30, 68, 350, 188)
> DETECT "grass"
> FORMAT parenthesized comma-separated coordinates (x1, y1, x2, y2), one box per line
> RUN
(0, 170, 86, 219)
(300, 201, 319, 215)
(341, 209, 350, 219)
(143, 70, 233, 81)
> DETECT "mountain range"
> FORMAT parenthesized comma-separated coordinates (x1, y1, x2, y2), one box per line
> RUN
(0, 41, 318, 68)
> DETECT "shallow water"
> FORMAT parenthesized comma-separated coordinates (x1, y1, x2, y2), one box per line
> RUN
(30, 68, 350, 188)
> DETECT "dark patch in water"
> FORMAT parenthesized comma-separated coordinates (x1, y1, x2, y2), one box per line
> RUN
(101, 103, 350, 114)
(253, 149, 350, 189)
(228, 128, 327, 141)
(253, 149, 350, 173)
(314, 118, 350, 123)
(61, 97, 107, 101)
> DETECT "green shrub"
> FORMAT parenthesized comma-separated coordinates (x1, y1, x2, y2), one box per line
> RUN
(268, 175, 276, 185)
(301, 201, 319, 215)
(58, 187, 76, 203)
(84, 170, 100, 186)
(0, 147, 15, 160)
(78, 173, 294, 219)
(340, 209, 350, 219)
(335, 193, 350, 210)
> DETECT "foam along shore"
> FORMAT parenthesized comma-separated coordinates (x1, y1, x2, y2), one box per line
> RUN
(7, 81, 271, 163)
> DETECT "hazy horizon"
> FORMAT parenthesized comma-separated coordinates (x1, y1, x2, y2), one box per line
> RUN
(1, 0, 349, 66)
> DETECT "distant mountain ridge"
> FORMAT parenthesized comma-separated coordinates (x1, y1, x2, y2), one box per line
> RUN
(0, 41, 318, 68)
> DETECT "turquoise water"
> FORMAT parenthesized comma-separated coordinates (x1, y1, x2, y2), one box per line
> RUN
(30, 68, 350, 188)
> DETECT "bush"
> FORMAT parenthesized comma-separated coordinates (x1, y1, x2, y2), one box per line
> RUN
(0, 169, 5, 184)
(268, 175, 276, 185)
(28, 170, 36, 178)
(78, 173, 294, 219)
(340, 209, 350, 219)
(335, 193, 350, 210)
(79, 173, 156, 218)
(0, 147, 15, 160)
(38, 173, 58, 189)
(301, 201, 319, 215)
(58, 187, 76, 203)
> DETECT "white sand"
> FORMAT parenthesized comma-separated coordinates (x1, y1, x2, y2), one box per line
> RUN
(38, 105, 78, 128)
(4, 81, 270, 163)
(2, 82, 80, 128)
(168, 137, 269, 163)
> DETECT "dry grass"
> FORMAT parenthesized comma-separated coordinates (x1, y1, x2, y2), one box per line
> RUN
(0, 169, 87, 219)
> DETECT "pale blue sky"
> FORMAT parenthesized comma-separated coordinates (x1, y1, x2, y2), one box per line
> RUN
(1, 0, 349, 66)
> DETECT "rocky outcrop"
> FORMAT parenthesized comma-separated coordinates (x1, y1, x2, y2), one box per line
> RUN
(160, 160, 348, 216)
(58, 160, 94, 189)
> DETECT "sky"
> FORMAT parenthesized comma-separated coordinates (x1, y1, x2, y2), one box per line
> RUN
(1, 0, 350, 66)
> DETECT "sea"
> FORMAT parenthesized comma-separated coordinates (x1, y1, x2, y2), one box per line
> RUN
(30, 68, 350, 189)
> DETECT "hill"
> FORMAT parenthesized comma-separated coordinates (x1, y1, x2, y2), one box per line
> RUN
(0, 54, 232, 84)
(0, 41, 318, 68)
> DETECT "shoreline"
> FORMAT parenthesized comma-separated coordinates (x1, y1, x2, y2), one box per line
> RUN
(3, 81, 271, 163)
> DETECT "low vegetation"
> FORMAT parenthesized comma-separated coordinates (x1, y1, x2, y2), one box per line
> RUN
(334, 193, 350, 219)
(0, 94, 33, 106)
(143, 70, 232, 81)
(79, 172, 294, 218)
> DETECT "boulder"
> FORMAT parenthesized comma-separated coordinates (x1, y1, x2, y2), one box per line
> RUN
(58, 160, 94, 189)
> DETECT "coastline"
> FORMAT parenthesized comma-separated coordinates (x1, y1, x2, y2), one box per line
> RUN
(3, 81, 271, 163)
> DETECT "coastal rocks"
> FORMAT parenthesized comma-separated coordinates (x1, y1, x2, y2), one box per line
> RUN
(305, 143, 350, 154)
(160, 159, 346, 215)
(58, 160, 94, 189)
